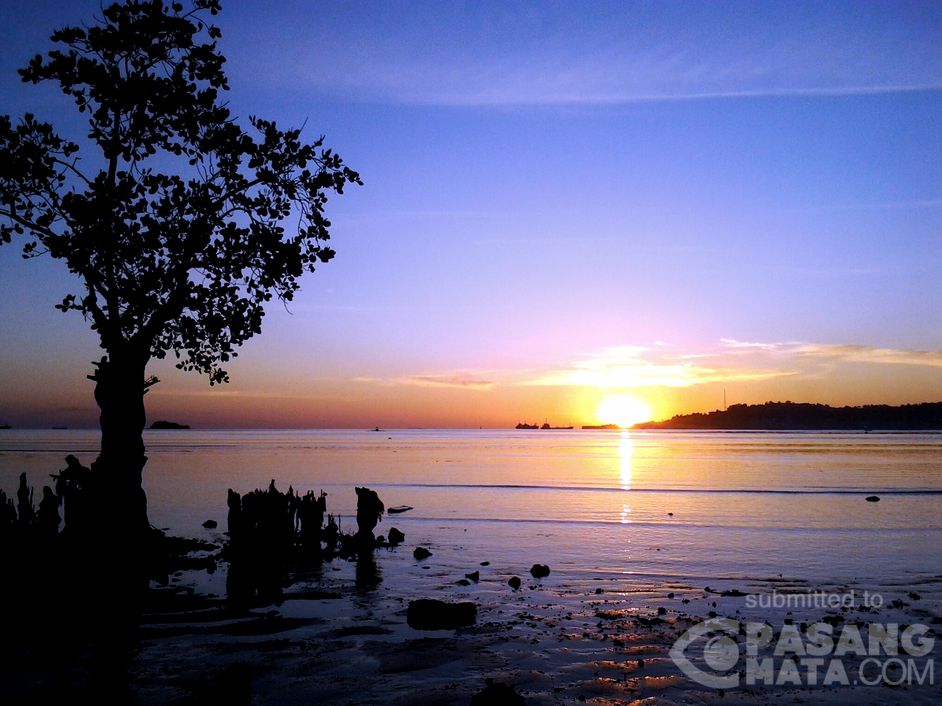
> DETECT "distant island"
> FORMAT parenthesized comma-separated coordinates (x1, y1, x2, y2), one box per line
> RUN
(634, 401, 942, 431)
(149, 420, 191, 430)
(581, 424, 620, 430)
(515, 422, 574, 430)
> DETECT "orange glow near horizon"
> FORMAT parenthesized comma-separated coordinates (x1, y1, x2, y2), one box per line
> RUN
(596, 393, 653, 428)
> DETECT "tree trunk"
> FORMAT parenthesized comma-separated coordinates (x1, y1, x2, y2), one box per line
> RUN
(81, 348, 154, 666)
(90, 349, 151, 538)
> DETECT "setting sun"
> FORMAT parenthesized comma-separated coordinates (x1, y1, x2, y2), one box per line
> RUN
(596, 394, 653, 428)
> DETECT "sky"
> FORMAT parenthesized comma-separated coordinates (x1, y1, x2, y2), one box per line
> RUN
(0, 0, 940, 429)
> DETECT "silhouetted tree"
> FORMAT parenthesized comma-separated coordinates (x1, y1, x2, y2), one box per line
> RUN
(0, 0, 360, 537)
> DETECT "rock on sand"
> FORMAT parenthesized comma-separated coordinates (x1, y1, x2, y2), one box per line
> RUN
(471, 681, 526, 705)
(407, 599, 477, 630)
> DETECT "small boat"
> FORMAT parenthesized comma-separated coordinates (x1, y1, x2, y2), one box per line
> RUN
(388, 505, 413, 514)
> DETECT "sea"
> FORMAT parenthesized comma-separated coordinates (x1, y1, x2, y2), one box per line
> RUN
(1, 428, 940, 590)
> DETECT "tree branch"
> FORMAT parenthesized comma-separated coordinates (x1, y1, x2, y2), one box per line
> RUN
(51, 157, 94, 187)
(0, 207, 60, 241)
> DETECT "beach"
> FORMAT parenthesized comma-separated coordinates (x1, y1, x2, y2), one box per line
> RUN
(126, 540, 942, 705)
(2, 429, 941, 703)
(2, 1, 940, 702)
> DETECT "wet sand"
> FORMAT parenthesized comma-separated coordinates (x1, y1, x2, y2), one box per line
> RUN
(128, 530, 942, 705)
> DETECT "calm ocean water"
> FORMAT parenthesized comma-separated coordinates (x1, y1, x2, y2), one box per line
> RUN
(2, 429, 941, 588)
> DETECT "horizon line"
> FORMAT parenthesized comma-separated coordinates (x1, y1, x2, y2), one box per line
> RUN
(3, 398, 941, 432)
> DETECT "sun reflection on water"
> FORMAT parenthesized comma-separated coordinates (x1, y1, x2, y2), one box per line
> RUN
(619, 431, 633, 524)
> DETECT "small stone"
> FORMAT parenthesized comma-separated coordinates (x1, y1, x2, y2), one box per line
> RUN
(465, 571, 480, 582)
(413, 546, 432, 560)
(388, 527, 405, 545)
(866, 495, 880, 502)
(470, 682, 525, 706)
(529, 563, 551, 579)
(202, 519, 217, 529)
(508, 576, 522, 590)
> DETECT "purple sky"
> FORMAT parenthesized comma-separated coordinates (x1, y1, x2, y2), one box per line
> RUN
(1, 1, 940, 428)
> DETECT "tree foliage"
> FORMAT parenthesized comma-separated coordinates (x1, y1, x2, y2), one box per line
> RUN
(0, 0, 361, 384)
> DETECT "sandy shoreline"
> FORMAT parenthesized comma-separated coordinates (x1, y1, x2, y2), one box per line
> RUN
(114, 528, 942, 706)
(2, 525, 939, 704)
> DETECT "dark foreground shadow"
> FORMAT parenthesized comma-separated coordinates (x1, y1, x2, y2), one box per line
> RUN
(0, 460, 194, 701)
(1, 466, 395, 701)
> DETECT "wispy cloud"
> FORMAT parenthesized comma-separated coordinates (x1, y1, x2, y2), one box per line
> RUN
(721, 339, 942, 368)
(345, 339, 942, 396)
(253, 3, 942, 107)
(279, 51, 942, 107)
(523, 339, 942, 391)
(353, 373, 496, 390)
(793, 343, 942, 368)
(524, 346, 790, 389)
(778, 197, 942, 216)
(720, 338, 786, 352)
(420, 83, 942, 107)
(406, 374, 496, 390)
